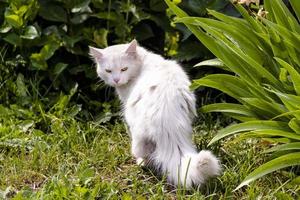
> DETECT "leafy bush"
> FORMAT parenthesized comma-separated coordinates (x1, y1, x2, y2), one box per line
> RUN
(0, 0, 239, 120)
(0, 0, 174, 119)
(166, 0, 300, 189)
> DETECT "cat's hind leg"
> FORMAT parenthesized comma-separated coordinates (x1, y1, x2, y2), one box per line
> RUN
(131, 136, 156, 166)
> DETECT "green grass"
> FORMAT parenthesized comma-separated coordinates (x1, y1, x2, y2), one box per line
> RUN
(0, 105, 299, 199)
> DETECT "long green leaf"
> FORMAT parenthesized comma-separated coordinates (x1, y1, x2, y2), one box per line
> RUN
(264, 0, 300, 33)
(191, 74, 251, 99)
(250, 129, 300, 141)
(290, 0, 300, 22)
(235, 152, 300, 190)
(177, 17, 283, 89)
(178, 17, 264, 66)
(271, 90, 300, 110)
(201, 103, 255, 117)
(165, 0, 230, 69)
(223, 113, 256, 122)
(265, 142, 300, 153)
(209, 121, 290, 145)
(272, 110, 300, 120)
(194, 58, 230, 71)
(242, 98, 287, 119)
(233, 3, 264, 33)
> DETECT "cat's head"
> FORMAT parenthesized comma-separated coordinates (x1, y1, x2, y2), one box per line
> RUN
(89, 40, 143, 87)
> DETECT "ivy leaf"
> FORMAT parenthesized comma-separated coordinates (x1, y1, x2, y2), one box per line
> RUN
(93, 29, 108, 48)
(5, 14, 23, 28)
(71, 0, 91, 13)
(53, 63, 68, 76)
(39, 2, 67, 22)
(30, 40, 60, 70)
(0, 23, 12, 33)
(3, 33, 22, 46)
(150, 0, 167, 12)
(20, 25, 39, 40)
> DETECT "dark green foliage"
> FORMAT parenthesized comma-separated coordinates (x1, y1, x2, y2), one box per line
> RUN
(0, 0, 240, 120)
(0, 0, 172, 119)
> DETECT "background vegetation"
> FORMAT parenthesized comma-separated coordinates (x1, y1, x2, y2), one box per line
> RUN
(0, 0, 299, 199)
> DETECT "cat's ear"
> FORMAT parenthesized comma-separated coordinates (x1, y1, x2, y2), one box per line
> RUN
(89, 46, 103, 62)
(125, 39, 138, 54)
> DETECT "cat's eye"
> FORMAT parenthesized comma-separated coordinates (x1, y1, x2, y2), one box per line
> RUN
(105, 69, 112, 73)
(121, 67, 128, 72)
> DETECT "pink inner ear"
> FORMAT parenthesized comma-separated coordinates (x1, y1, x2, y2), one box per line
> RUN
(89, 46, 103, 61)
(125, 39, 137, 54)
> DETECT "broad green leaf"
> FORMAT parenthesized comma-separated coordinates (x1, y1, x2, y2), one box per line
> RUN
(53, 63, 68, 76)
(91, 12, 118, 21)
(40, 41, 60, 60)
(70, 13, 89, 24)
(3, 33, 21, 46)
(93, 29, 108, 48)
(5, 14, 23, 28)
(265, 142, 300, 153)
(235, 152, 300, 190)
(70, 0, 91, 13)
(39, 2, 67, 22)
(30, 53, 47, 70)
(209, 121, 291, 145)
(30, 40, 60, 70)
(0, 23, 12, 33)
(20, 25, 39, 40)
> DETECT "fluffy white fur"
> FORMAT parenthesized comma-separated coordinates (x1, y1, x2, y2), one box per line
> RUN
(89, 40, 221, 188)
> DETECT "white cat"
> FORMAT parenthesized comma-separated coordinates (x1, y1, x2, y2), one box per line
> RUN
(89, 40, 221, 188)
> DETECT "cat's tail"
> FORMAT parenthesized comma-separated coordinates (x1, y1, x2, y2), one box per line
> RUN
(150, 84, 221, 188)
(152, 138, 221, 188)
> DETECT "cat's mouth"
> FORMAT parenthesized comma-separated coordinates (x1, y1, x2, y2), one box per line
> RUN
(113, 79, 131, 87)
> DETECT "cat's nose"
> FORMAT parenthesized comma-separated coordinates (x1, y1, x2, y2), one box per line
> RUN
(113, 78, 120, 83)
